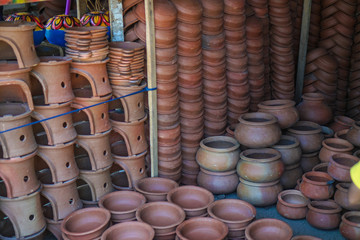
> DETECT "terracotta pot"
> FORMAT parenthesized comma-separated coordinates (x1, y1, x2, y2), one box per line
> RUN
(328, 153, 359, 182)
(61, 207, 111, 240)
(287, 121, 324, 153)
(335, 129, 349, 140)
(135, 177, 178, 202)
(299, 171, 334, 200)
(291, 236, 321, 240)
(235, 112, 281, 148)
(306, 200, 342, 230)
(101, 221, 155, 240)
(258, 99, 299, 129)
(176, 217, 228, 240)
(340, 211, 360, 240)
(245, 218, 293, 240)
(167, 186, 214, 219)
(312, 162, 328, 172)
(297, 93, 333, 125)
(334, 182, 360, 211)
(237, 178, 283, 207)
(272, 135, 302, 166)
(346, 121, 360, 147)
(196, 136, 240, 172)
(276, 190, 309, 220)
(197, 168, 238, 195)
(280, 163, 303, 190)
(319, 138, 354, 163)
(300, 152, 320, 172)
(329, 116, 355, 133)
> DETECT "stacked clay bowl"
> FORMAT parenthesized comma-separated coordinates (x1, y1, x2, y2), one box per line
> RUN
(64, 26, 109, 62)
(171, 0, 203, 185)
(269, 0, 295, 100)
(107, 41, 145, 86)
(318, 0, 357, 115)
(224, 0, 250, 125)
(308, 0, 322, 49)
(200, 0, 227, 137)
(303, 48, 338, 111)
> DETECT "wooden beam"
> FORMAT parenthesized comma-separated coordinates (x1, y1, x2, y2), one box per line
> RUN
(144, 0, 158, 177)
(109, 0, 124, 41)
(76, 0, 87, 19)
(295, 0, 312, 103)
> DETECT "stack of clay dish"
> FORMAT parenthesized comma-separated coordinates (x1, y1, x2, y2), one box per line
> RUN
(64, 26, 109, 62)
(246, 16, 266, 111)
(269, 0, 295, 100)
(171, 0, 203, 185)
(135, 177, 178, 202)
(199, 0, 227, 137)
(224, 0, 250, 125)
(303, 48, 338, 111)
(101, 221, 155, 240)
(245, 218, 293, 240)
(318, 0, 357, 115)
(107, 41, 145, 86)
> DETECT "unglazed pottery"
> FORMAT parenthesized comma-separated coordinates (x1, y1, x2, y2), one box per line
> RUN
(306, 200, 342, 230)
(319, 138, 353, 163)
(272, 135, 302, 166)
(312, 162, 329, 172)
(328, 153, 359, 182)
(197, 168, 238, 195)
(300, 171, 334, 200)
(297, 93, 333, 125)
(300, 151, 320, 172)
(334, 183, 360, 210)
(340, 211, 360, 240)
(276, 190, 309, 220)
(280, 163, 303, 189)
(287, 121, 324, 153)
(329, 115, 355, 133)
(135, 177, 178, 202)
(245, 218, 293, 240)
(101, 221, 155, 240)
(346, 121, 360, 147)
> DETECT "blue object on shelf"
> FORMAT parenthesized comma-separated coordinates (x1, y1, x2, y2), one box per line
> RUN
(45, 29, 66, 47)
(34, 30, 45, 46)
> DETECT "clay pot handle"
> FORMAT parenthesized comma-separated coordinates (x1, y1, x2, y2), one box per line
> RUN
(0, 79, 34, 111)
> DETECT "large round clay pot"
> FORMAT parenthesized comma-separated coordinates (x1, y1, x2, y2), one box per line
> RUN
(280, 163, 303, 190)
(134, 177, 178, 202)
(101, 221, 155, 240)
(235, 112, 281, 148)
(346, 121, 360, 147)
(272, 135, 302, 166)
(276, 190, 309, 220)
(237, 178, 283, 207)
(258, 99, 299, 129)
(196, 136, 240, 172)
(245, 218, 293, 240)
(300, 152, 320, 172)
(299, 171, 334, 200)
(328, 153, 359, 182)
(297, 93, 333, 125)
(197, 168, 238, 195)
(340, 211, 360, 240)
(237, 148, 284, 182)
(306, 200, 342, 230)
(319, 138, 354, 163)
(287, 121, 324, 153)
(329, 116, 355, 133)
(334, 183, 360, 211)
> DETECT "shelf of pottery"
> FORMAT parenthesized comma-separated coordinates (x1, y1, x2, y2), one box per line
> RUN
(0, 21, 148, 239)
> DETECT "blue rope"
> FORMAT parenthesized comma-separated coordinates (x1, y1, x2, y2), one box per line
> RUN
(0, 87, 157, 134)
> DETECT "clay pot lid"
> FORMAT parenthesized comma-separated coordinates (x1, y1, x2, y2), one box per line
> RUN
(245, 218, 293, 240)
(224, 0, 246, 15)
(0, 21, 36, 31)
(101, 221, 155, 240)
(199, 0, 224, 18)
(171, 0, 202, 24)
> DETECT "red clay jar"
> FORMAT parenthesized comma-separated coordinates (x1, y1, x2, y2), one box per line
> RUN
(328, 153, 359, 182)
(306, 200, 342, 230)
(319, 138, 354, 163)
(245, 218, 293, 240)
(197, 168, 238, 195)
(340, 211, 360, 240)
(297, 93, 333, 125)
(334, 183, 360, 211)
(299, 171, 334, 200)
(276, 190, 309, 220)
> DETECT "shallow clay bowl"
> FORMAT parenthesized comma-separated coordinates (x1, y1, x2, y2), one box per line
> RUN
(276, 190, 310, 220)
(167, 186, 214, 218)
(101, 221, 154, 240)
(245, 218, 293, 240)
(135, 177, 179, 202)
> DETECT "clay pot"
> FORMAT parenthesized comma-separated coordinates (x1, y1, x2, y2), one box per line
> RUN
(329, 116, 355, 133)
(328, 153, 359, 182)
(272, 135, 302, 166)
(176, 217, 228, 240)
(297, 93, 333, 125)
(101, 221, 155, 240)
(291, 236, 321, 240)
(287, 121, 324, 154)
(237, 178, 283, 207)
(199, 0, 224, 18)
(280, 163, 303, 190)
(319, 138, 354, 163)
(196, 136, 240, 172)
(300, 152, 320, 172)
(98, 191, 146, 223)
(276, 190, 310, 220)
(135, 177, 178, 202)
(346, 121, 360, 147)
(335, 129, 349, 140)
(340, 211, 360, 240)
(245, 218, 293, 240)
(299, 171, 334, 200)
(312, 162, 328, 172)
(258, 100, 299, 129)
(321, 126, 334, 139)
(61, 207, 111, 240)
(334, 183, 360, 210)
(197, 168, 238, 195)
(237, 148, 284, 182)
(167, 186, 214, 219)
(235, 112, 281, 148)
(306, 200, 342, 230)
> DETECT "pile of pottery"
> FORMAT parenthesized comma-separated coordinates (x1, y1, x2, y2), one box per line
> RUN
(64, 26, 109, 62)
(224, 0, 251, 125)
(303, 48, 338, 111)
(318, 0, 357, 115)
(200, 0, 228, 137)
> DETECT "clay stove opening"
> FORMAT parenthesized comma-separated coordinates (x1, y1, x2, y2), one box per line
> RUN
(31, 118, 49, 145)
(109, 130, 129, 157)
(34, 158, 54, 184)
(74, 143, 92, 170)
(110, 163, 130, 190)
(71, 74, 93, 97)
(0, 40, 17, 61)
(40, 194, 54, 220)
(0, 83, 28, 104)
(0, 210, 15, 238)
(29, 74, 45, 100)
(76, 178, 93, 201)
(0, 177, 7, 198)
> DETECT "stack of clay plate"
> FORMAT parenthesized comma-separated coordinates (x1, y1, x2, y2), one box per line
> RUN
(200, 0, 227, 137)
(64, 26, 109, 62)
(246, 16, 265, 112)
(269, 0, 295, 100)
(224, 0, 250, 125)
(292, 0, 303, 64)
(308, 0, 321, 50)
(107, 41, 145, 86)
(171, 0, 203, 186)
(303, 48, 338, 111)
(318, 0, 357, 115)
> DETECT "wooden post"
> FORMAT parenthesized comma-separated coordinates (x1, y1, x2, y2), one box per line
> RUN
(295, 0, 312, 103)
(144, 0, 158, 177)
(109, 0, 124, 41)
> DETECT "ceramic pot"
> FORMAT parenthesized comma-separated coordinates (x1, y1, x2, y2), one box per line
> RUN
(291, 236, 321, 240)
(237, 178, 283, 207)
(329, 116, 355, 133)
(297, 93, 333, 125)
(101, 221, 155, 240)
(135, 177, 178, 202)
(258, 99, 299, 129)
(306, 200, 342, 230)
(280, 163, 303, 190)
(197, 168, 238, 195)
(276, 190, 309, 220)
(235, 112, 281, 148)
(245, 218, 293, 240)
(312, 163, 328, 172)
(334, 183, 360, 210)
(237, 148, 284, 182)
(319, 138, 353, 163)
(196, 136, 240, 172)
(299, 171, 334, 200)
(300, 152, 320, 172)
(272, 135, 302, 166)
(287, 121, 324, 153)
(176, 217, 228, 240)
(340, 211, 360, 240)
(328, 153, 359, 182)
(335, 129, 349, 140)
(346, 121, 360, 147)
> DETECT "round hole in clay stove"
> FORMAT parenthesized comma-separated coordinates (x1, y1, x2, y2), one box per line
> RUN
(23, 176, 29, 182)
(66, 162, 71, 168)
(61, 82, 66, 88)
(63, 122, 68, 128)
(29, 215, 34, 221)
(19, 135, 25, 141)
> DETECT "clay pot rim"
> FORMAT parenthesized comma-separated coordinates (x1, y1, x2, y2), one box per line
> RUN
(70, 58, 109, 66)
(38, 56, 72, 65)
(277, 190, 309, 208)
(100, 221, 155, 240)
(134, 177, 179, 196)
(302, 171, 334, 186)
(331, 153, 359, 170)
(307, 200, 342, 214)
(341, 211, 360, 228)
(322, 138, 354, 152)
(199, 136, 240, 153)
(239, 177, 280, 187)
(245, 218, 293, 240)
(98, 190, 146, 214)
(311, 162, 328, 172)
(240, 148, 281, 163)
(176, 217, 228, 239)
(272, 135, 300, 149)
(238, 112, 278, 126)
(200, 168, 237, 176)
(335, 182, 350, 191)
(288, 121, 322, 135)
(257, 99, 296, 110)
(302, 92, 325, 101)
(335, 129, 349, 139)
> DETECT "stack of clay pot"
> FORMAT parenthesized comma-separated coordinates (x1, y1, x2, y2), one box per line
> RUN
(269, 0, 295, 100)
(303, 48, 338, 111)
(200, 0, 228, 136)
(171, 0, 203, 185)
(224, 0, 251, 125)
(318, 0, 357, 116)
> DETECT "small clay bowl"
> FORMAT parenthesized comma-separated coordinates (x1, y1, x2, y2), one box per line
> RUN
(328, 153, 359, 182)
(306, 200, 342, 230)
(135, 177, 179, 202)
(245, 218, 293, 240)
(276, 190, 310, 220)
(340, 211, 360, 240)
(101, 221, 155, 240)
